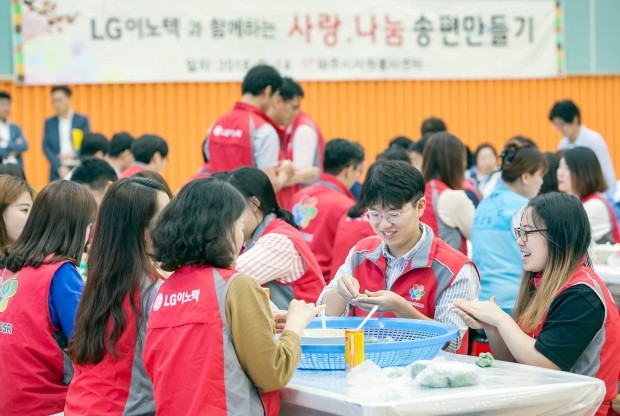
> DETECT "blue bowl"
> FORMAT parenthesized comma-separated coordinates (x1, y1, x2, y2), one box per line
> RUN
(298, 317, 458, 370)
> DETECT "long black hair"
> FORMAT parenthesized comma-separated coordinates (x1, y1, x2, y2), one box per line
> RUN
(68, 178, 171, 364)
(227, 167, 299, 229)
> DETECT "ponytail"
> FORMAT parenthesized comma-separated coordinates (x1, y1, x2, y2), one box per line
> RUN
(276, 207, 299, 230)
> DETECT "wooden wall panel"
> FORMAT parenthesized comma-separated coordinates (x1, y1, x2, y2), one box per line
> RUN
(1, 76, 618, 192)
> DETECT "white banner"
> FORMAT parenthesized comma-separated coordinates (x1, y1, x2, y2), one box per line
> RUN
(13, 0, 561, 84)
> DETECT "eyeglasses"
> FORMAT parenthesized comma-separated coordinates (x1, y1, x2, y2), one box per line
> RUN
(366, 204, 414, 225)
(514, 227, 547, 242)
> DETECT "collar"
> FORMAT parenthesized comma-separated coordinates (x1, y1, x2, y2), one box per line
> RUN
(377, 223, 436, 271)
(59, 110, 74, 121)
(317, 173, 353, 198)
(233, 101, 283, 138)
(245, 213, 277, 251)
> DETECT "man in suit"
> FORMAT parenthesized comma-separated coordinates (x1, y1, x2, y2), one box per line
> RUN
(0, 91, 28, 167)
(43, 85, 90, 181)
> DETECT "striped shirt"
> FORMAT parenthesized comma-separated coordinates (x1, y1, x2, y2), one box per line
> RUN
(318, 225, 480, 352)
(236, 232, 306, 285)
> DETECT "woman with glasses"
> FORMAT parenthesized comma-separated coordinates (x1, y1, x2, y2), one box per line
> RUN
(319, 161, 480, 354)
(471, 139, 548, 315)
(226, 167, 325, 311)
(557, 146, 620, 245)
(420, 132, 476, 254)
(455, 192, 620, 416)
(65, 178, 171, 415)
(0, 180, 96, 416)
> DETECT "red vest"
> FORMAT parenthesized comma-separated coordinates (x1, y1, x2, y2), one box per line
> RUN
(65, 290, 147, 415)
(420, 179, 468, 255)
(291, 174, 355, 280)
(119, 163, 146, 179)
(329, 215, 375, 284)
(255, 217, 325, 306)
(182, 163, 212, 188)
(208, 102, 283, 173)
(143, 265, 278, 416)
(582, 193, 620, 244)
(277, 111, 326, 209)
(348, 232, 474, 354)
(526, 266, 620, 416)
(0, 261, 72, 416)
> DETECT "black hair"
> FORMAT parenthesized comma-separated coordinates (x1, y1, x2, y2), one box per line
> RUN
(227, 167, 298, 229)
(51, 85, 72, 96)
(465, 146, 475, 170)
(377, 148, 411, 164)
(364, 161, 425, 209)
(548, 99, 581, 124)
(241, 65, 283, 97)
(411, 135, 430, 155)
(71, 158, 118, 191)
(151, 178, 246, 271)
(347, 162, 383, 218)
(80, 133, 109, 158)
(68, 177, 169, 365)
(0, 91, 10, 101)
(132, 170, 172, 197)
(0, 164, 26, 181)
(131, 134, 169, 164)
(1, 180, 96, 272)
(420, 117, 447, 136)
(500, 138, 547, 183)
(389, 136, 415, 151)
(539, 152, 560, 194)
(109, 132, 134, 157)
(201, 138, 209, 163)
(323, 138, 365, 176)
(279, 77, 304, 101)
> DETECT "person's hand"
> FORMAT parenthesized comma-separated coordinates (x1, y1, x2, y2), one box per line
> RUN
(336, 275, 360, 302)
(273, 310, 287, 334)
(58, 166, 71, 178)
(284, 300, 326, 336)
(354, 290, 410, 314)
(452, 297, 507, 330)
(278, 160, 295, 181)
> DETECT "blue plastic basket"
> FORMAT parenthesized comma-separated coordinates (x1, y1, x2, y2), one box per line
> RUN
(299, 317, 458, 370)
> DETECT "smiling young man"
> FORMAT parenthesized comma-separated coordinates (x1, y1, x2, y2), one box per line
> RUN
(319, 161, 480, 353)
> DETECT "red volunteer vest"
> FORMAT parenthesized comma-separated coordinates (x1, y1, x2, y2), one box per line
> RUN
(208, 102, 283, 173)
(291, 174, 355, 280)
(582, 193, 620, 244)
(119, 163, 146, 179)
(526, 266, 620, 416)
(0, 261, 72, 416)
(420, 179, 468, 255)
(258, 218, 325, 304)
(349, 234, 473, 354)
(329, 215, 375, 283)
(277, 111, 326, 209)
(143, 265, 278, 416)
(65, 291, 143, 415)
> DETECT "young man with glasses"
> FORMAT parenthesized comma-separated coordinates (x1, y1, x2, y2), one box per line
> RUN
(319, 161, 480, 353)
(290, 138, 364, 283)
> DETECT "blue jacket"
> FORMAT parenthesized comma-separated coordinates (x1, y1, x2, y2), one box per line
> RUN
(0, 123, 28, 167)
(42, 113, 90, 181)
(471, 184, 528, 313)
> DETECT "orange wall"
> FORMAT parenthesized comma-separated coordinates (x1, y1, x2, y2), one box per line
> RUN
(1, 76, 619, 192)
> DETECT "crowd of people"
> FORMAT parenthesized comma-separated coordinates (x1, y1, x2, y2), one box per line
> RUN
(0, 64, 619, 416)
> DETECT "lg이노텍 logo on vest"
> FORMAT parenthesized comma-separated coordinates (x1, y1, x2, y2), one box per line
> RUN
(153, 290, 201, 311)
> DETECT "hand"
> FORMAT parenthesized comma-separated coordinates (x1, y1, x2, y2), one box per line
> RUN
(354, 290, 409, 315)
(273, 310, 287, 334)
(278, 160, 295, 181)
(58, 166, 71, 178)
(452, 297, 507, 329)
(284, 300, 326, 336)
(336, 275, 360, 302)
